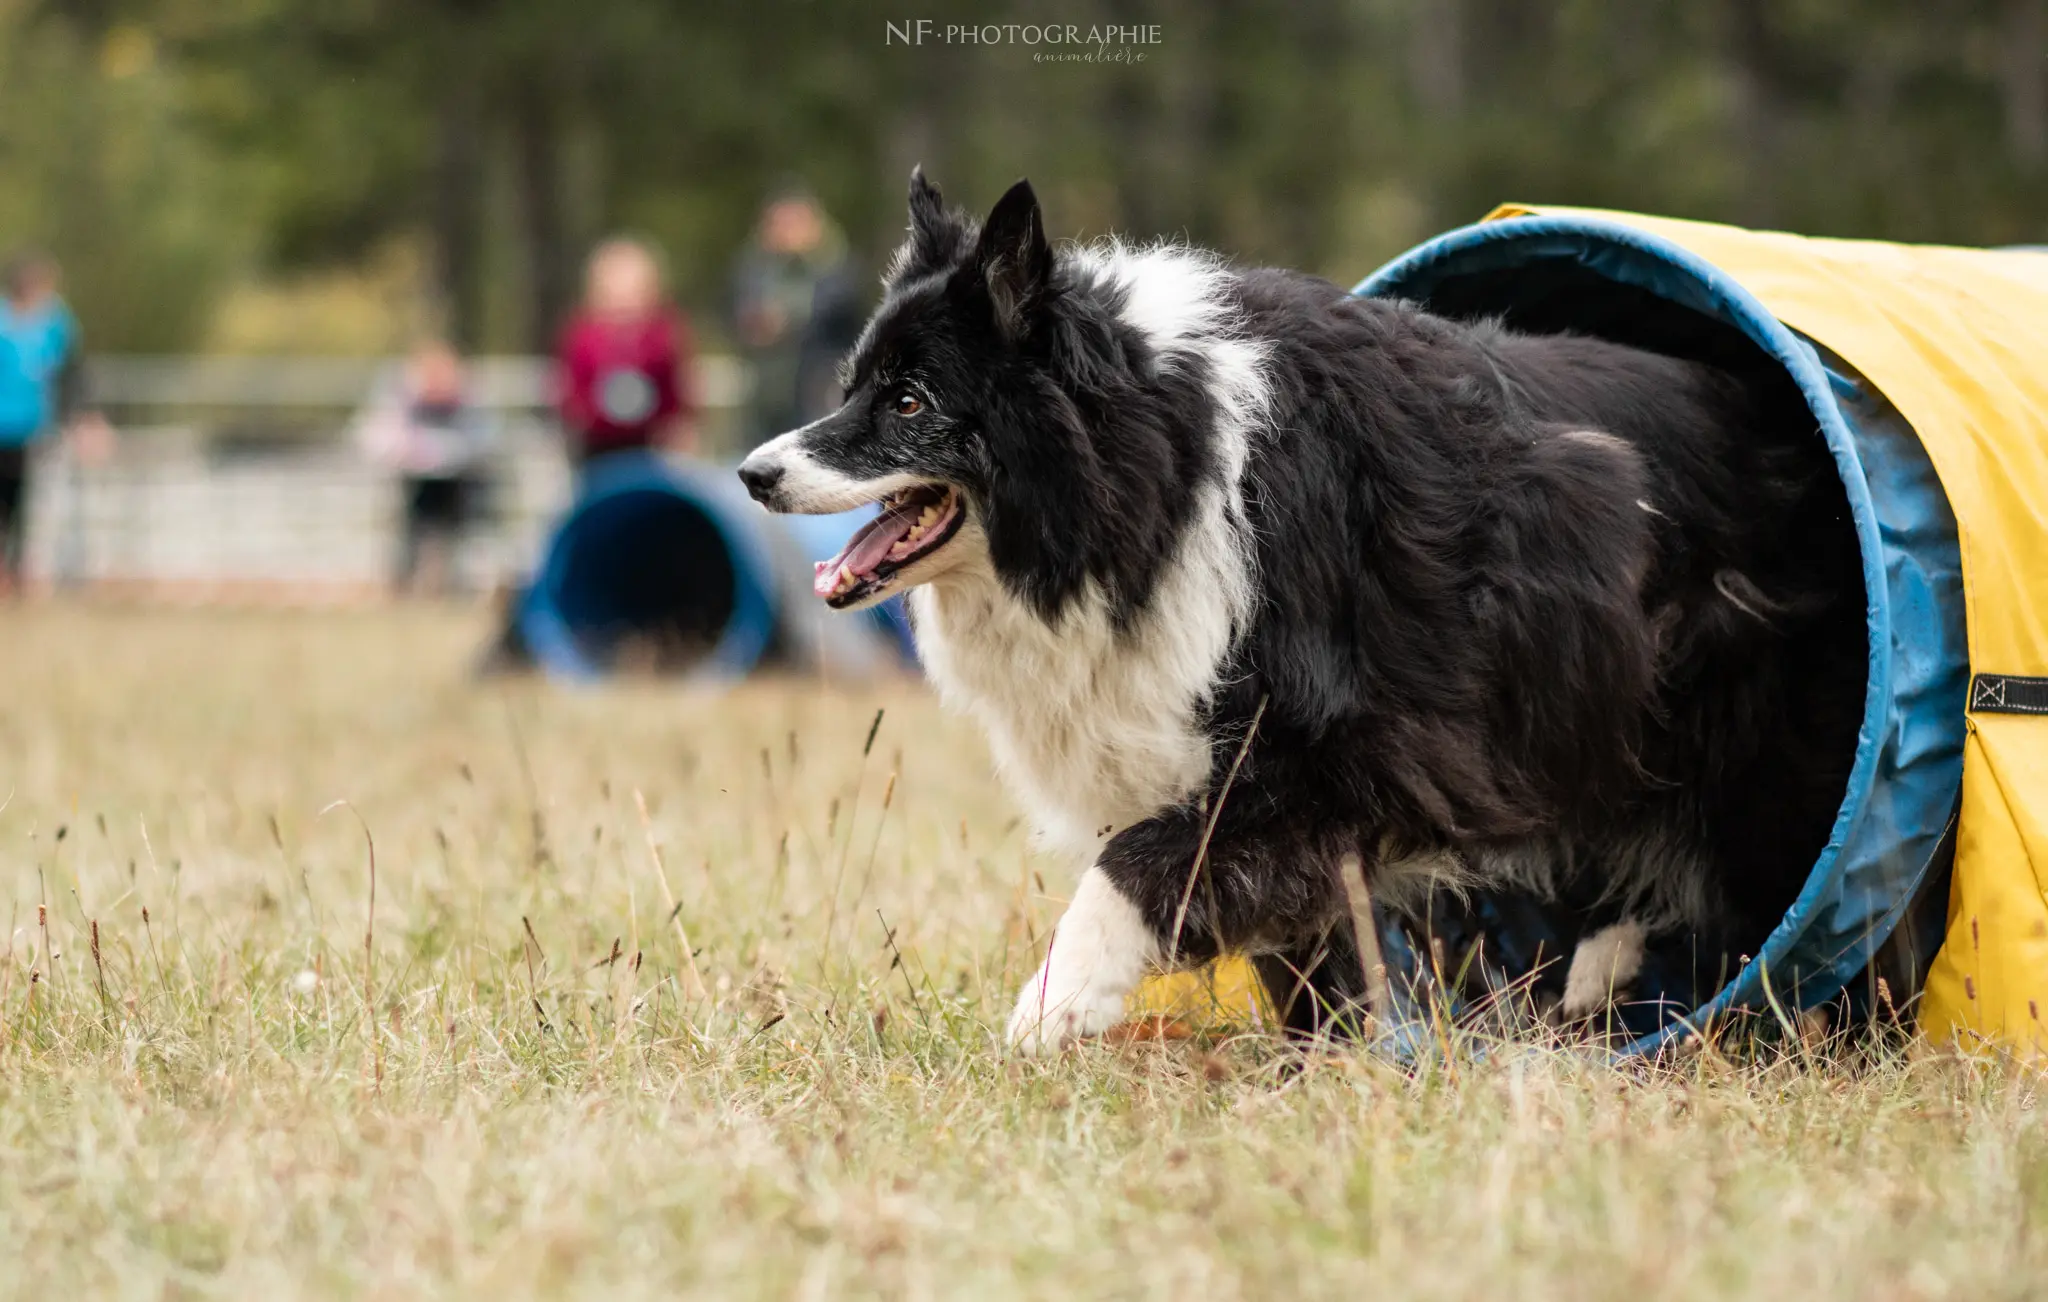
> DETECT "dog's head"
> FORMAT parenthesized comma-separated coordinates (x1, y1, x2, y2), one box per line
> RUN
(737, 169, 1058, 611)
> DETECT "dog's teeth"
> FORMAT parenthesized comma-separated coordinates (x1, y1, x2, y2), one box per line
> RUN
(919, 506, 938, 525)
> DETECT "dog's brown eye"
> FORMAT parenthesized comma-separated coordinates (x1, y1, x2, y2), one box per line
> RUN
(893, 392, 924, 417)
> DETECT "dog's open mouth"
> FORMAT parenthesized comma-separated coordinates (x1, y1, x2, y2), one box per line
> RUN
(813, 484, 964, 607)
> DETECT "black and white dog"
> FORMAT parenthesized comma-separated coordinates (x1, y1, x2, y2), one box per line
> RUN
(738, 172, 1865, 1053)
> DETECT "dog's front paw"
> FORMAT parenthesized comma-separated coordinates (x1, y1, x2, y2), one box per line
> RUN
(1004, 866, 1158, 1056)
(1005, 959, 1131, 1055)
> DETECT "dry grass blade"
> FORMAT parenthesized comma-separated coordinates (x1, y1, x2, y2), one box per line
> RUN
(1168, 694, 1267, 962)
(320, 798, 383, 1090)
(1340, 851, 1391, 1031)
(635, 787, 708, 1006)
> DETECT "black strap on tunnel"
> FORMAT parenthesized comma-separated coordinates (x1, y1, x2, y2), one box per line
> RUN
(1970, 673, 2048, 715)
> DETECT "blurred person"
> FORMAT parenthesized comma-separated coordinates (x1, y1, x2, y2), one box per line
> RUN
(355, 339, 492, 597)
(555, 237, 697, 475)
(731, 185, 861, 448)
(0, 250, 108, 596)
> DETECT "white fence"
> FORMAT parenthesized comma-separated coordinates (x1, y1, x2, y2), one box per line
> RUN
(22, 354, 747, 599)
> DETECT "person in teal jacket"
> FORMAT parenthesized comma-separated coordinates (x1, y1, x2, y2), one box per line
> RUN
(0, 251, 95, 594)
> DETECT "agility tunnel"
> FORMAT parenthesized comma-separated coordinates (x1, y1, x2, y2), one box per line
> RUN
(1136, 207, 2048, 1055)
(504, 449, 915, 683)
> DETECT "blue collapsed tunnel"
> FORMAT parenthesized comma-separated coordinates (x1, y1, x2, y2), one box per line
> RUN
(1352, 213, 1970, 1052)
(503, 450, 915, 683)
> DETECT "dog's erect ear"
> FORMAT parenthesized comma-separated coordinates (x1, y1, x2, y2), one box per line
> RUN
(906, 166, 950, 266)
(972, 179, 1052, 340)
(889, 165, 971, 283)
(909, 167, 945, 239)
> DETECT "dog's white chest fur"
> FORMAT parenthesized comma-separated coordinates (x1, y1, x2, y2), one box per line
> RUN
(911, 543, 1224, 856)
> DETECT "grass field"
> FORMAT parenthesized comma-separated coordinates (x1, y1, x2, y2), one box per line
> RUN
(1, 604, 2043, 1300)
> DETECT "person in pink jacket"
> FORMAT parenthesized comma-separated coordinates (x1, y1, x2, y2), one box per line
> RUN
(554, 238, 698, 474)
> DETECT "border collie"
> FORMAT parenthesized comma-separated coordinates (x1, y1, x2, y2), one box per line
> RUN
(738, 172, 1864, 1053)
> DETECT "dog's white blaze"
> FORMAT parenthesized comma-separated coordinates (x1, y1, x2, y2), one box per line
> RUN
(1560, 918, 1647, 1018)
(916, 242, 1269, 856)
(1006, 864, 1160, 1054)
(743, 425, 930, 515)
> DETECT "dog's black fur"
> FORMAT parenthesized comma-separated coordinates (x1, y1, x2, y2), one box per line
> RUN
(744, 173, 1867, 1035)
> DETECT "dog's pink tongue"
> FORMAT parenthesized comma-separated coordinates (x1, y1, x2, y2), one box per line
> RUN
(812, 503, 919, 597)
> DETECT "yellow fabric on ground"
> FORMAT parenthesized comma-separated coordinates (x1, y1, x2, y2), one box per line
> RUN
(1132, 956, 1268, 1028)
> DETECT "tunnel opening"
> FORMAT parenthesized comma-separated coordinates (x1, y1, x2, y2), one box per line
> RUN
(539, 488, 745, 675)
(1357, 223, 1963, 1050)
(1432, 270, 1863, 1037)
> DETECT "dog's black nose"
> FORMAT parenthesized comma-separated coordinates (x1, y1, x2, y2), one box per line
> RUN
(738, 458, 783, 503)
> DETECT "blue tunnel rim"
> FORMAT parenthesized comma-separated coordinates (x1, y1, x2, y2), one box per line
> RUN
(518, 450, 782, 684)
(1354, 214, 1902, 1057)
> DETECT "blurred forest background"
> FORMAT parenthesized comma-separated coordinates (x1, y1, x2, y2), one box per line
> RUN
(1, 0, 2043, 357)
